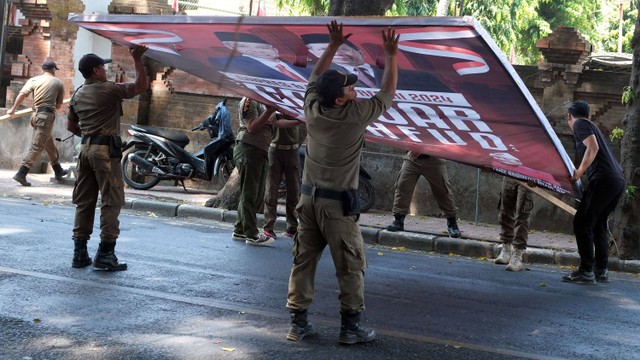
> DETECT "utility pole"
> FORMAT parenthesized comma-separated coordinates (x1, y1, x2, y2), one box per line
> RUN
(618, 0, 630, 53)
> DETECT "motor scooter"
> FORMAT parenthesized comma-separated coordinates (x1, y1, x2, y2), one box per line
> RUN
(121, 99, 235, 190)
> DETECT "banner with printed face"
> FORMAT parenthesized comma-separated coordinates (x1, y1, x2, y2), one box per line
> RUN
(68, 14, 577, 195)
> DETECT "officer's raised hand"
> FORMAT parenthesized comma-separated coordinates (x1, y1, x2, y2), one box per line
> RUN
(129, 45, 148, 60)
(327, 20, 352, 48)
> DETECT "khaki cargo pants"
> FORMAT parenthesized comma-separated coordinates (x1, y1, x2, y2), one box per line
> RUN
(263, 147, 300, 234)
(72, 143, 125, 243)
(287, 194, 366, 312)
(499, 177, 534, 250)
(21, 111, 60, 169)
(392, 156, 458, 218)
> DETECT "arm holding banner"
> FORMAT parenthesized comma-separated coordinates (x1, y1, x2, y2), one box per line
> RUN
(310, 21, 352, 78)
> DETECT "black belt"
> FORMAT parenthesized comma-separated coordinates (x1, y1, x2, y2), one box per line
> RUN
(36, 107, 55, 114)
(417, 154, 431, 160)
(81, 135, 111, 145)
(301, 184, 345, 201)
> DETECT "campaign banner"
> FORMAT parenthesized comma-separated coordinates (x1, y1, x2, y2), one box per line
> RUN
(68, 14, 577, 195)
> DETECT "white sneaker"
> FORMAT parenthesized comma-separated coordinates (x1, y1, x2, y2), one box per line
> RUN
(506, 248, 524, 272)
(495, 243, 512, 265)
(231, 232, 246, 241)
(246, 233, 275, 247)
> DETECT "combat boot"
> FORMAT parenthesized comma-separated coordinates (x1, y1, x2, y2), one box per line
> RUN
(339, 310, 375, 345)
(286, 309, 315, 341)
(506, 248, 524, 271)
(93, 241, 127, 271)
(386, 214, 405, 232)
(13, 165, 31, 186)
(447, 217, 461, 238)
(495, 243, 512, 265)
(72, 237, 92, 268)
(52, 163, 69, 180)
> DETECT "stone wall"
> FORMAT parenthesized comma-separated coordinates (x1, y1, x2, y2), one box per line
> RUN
(0, 3, 631, 234)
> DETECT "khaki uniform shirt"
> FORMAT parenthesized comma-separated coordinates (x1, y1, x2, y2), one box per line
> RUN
(272, 126, 298, 146)
(19, 72, 64, 110)
(237, 97, 273, 152)
(70, 78, 136, 136)
(302, 74, 392, 190)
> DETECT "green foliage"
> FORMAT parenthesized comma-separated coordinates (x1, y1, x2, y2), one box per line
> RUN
(625, 185, 638, 202)
(622, 85, 636, 105)
(610, 127, 625, 141)
(277, 0, 329, 15)
(277, 0, 638, 63)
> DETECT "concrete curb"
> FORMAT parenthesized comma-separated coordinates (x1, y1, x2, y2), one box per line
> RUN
(122, 197, 640, 274)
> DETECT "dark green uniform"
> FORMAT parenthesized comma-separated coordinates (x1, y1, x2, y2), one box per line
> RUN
(70, 78, 136, 243)
(234, 98, 273, 239)
(18, 72, 64, 169)
(286, 74, 392, 312)
(264, 126, 300, 236)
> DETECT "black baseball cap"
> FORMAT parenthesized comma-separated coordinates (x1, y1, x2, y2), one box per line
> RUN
(42, 60, 59, 70)
(78, 53, 112, 73)
(316, 69, 358, 106)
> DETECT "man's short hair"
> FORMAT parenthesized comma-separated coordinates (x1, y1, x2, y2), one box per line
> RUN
(316, 69, 358, 107)
(78, 53, 112, 79)
(568, 100, 590, 118)
(300, 34, 359, 51)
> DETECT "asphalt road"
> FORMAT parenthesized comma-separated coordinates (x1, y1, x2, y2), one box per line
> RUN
(1, 197, 639, 360)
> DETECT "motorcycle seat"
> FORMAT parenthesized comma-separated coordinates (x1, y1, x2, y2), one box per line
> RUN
(131, 125, 190, 148)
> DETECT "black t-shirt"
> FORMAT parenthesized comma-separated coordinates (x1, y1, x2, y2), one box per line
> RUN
(573, 118, 624, 181)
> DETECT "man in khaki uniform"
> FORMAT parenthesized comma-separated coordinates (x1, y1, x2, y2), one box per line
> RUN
(67, 46, 148, 271)
(286, 21, 399, 345)
(385, 152, 461, 237)
(232, 97, 277, 246)
(494, 177, 534, 272)
(263, 122, 303, 239)
(7, 60, 67, 186)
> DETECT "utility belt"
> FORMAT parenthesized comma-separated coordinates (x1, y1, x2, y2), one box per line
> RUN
(81, 135, 123, 159)
(270, 143, 299, 150)
(36, 107, 55, 114)
(301, 184, 360, 217)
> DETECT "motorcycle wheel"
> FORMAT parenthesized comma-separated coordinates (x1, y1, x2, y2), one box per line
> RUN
(122, 148, 162, 190)
(358, 177, 375, 213)
(216, 157, 235, 185)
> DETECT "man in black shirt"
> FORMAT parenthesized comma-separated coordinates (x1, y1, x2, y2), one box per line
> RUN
(563, 100, 625, 284)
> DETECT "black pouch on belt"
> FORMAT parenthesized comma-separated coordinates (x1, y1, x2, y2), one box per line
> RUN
(109, 135, 123, 159)
(342, 189, 361, 217)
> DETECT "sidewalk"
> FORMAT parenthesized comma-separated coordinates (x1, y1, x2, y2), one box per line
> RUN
(2, 167, 639, 273)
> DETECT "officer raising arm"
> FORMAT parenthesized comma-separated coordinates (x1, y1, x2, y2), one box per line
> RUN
(67, 45, 148, 272)
(285, 22, 398, 345)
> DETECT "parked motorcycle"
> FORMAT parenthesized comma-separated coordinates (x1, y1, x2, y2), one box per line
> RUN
(121, 99, 235, 191)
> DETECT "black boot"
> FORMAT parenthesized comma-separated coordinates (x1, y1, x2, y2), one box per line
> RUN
(386, 214, 405, 232)
(339, 310, 375, 345)
(94, 241, 127, 271)
(286, 309, 315, 341)
(52, 163, 68, 180)
(72, 237, 92, 268)
(13, 165, 31, 186)
(447, 217, 461, 238)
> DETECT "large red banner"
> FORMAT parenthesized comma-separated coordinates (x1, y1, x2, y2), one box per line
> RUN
(68, 14, 578, 196)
